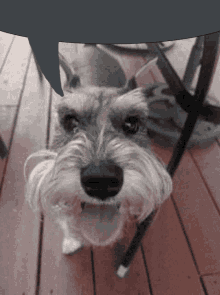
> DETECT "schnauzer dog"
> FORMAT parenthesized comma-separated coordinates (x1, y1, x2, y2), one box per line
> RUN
(24, 53, 173, 255)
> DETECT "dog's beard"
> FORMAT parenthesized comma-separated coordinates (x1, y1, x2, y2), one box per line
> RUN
(24, 132, 172, 246)
(42, 176, 126, 246)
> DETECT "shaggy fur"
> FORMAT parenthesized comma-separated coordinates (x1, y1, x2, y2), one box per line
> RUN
(24, 61, 173, 254)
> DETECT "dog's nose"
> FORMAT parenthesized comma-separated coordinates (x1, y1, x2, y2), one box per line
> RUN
(80, 160, 123, 201)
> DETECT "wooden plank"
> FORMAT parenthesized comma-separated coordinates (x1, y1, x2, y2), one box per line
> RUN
(0, 50, 51, 294)
(0, 106, 16, 144)
(202, 273, 220, 294)
(142, 49, 205, 293)
(0, 35, 31, 105)
(40, 49, 95, 294)
(0, 31, 14, 71)
(190, 142, 220, 212)
(0, 106, 16, 183)
(154, 142, 220, 276)
(145, 39, 220, 288)
(0, 35, 31, 192)
(142, 195, 205, 294)
(185, 143, 220, 275)
(40, 216, 94, 295)
(143, 143, 207, 294)
(93, 221, 151, 295)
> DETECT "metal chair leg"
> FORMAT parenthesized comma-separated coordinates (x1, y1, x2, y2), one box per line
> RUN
(0, 135, 7, 159)
(183, 36, 204, 90)
(116, 32, 220, 278)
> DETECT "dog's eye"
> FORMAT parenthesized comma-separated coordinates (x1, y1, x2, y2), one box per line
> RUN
(123, 116, 139, 135)
(62, 115, 79, 133)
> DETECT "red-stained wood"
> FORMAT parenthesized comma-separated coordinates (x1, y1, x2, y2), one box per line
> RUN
(0, 36, 51, 294)
(0, 35, 31, 182)
(142, 196, 205, 295)
(0, 31, 15, 165)
(1, 37, 219, 294)
(151, 142, 220, 292)
(40, 216, 95, 295)
(0, 105, 16, 178)
(202, 273, 220, 294)
(0, 35, 31, 105)
(40, 42, 208, 294)
(143, 141, 207, 295)
(93, 221, 151, 295)
(143, 43, 220, 293)
(188, 142, 220, 274)
(40, 45, 95, 295)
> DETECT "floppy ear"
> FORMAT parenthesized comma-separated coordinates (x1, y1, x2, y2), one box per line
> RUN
(59, 53, 81, 91)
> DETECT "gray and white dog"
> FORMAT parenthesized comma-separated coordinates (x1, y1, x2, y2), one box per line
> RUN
(24, 52, 173, 255)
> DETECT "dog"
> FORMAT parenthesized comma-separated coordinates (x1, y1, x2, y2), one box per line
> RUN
(24, 52, 173, 255)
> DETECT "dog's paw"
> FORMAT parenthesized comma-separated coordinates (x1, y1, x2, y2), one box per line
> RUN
(62, 237, 84, 255)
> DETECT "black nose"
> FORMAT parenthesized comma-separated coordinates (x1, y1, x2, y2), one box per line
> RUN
(80, 160, 123, 201)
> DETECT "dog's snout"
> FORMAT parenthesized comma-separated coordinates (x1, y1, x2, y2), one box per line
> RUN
(80, 160, 123, 201)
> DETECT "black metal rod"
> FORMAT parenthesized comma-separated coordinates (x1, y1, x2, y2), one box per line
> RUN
(183, 36, 204, 90)
(168, 32, 220, 176)
(0, 135, 7, 159)
(117, 31, 220, 278)
(150, 43, 195, 115)
(116, 209, 158, 278)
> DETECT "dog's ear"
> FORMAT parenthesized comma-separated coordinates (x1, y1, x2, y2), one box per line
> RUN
(120, 76, 138, 94)
(68, 75, 81, 88)
(59, 53, 81, 91)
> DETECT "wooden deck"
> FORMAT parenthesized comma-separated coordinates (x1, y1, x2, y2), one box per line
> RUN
(1, 31, 220, 294)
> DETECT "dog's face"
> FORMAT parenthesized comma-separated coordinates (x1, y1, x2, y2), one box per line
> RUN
(25, 77, 172, 248)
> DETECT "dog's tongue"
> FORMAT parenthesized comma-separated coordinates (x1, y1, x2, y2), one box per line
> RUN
(80, 203, 121, 245)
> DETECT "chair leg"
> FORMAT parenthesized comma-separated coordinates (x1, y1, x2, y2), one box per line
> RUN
(0, 135, 7, 159)
(183, 36, 204, 91)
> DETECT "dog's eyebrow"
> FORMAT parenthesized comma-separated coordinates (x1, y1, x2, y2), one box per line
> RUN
(57, 93, 99, 119)
(110, 88, 149, 117)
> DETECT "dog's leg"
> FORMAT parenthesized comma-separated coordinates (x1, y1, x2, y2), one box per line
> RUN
(57, 219, 84, 255)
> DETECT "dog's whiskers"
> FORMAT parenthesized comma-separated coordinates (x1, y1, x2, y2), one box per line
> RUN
(24, 68, 173, 253)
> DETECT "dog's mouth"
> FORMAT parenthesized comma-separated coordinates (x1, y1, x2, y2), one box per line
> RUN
(79, 201, 123, 246)
(80, 201, 120, 210)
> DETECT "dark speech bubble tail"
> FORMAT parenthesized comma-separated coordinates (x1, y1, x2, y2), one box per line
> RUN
(28, 37, 64, 97)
